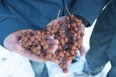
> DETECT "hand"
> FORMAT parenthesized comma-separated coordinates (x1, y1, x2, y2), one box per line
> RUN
(3, 29, 59, 62)
(48, 16, 85, 57)
(78, 23, 85, 57)
(47, 16, 86, 65)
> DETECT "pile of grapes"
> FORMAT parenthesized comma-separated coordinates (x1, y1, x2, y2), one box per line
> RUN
(19, 15, 84, 73)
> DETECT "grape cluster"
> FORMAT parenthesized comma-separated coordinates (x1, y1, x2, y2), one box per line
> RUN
(19, 15, 84, 73)
(19, 30, 54, 61)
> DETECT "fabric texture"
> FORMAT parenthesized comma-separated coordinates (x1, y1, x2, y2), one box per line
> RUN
(69, 0, 109, 25)
(85, 0, 116, 76)
(30, 60, 49, 77)
(0, 0, 109, 46)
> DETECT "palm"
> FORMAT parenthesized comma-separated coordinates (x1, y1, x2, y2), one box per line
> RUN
(47, 16, 85, 57)
(4, 30, 58, 62)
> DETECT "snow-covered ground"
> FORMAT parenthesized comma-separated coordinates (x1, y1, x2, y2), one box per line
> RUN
(0, 24, 111, 77)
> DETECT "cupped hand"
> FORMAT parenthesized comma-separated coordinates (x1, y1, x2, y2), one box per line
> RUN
(47, 16, 86, 65)
(4, 29, 59, 62)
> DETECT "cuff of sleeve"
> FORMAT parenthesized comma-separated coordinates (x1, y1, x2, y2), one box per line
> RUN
(74, 14, 91, 27)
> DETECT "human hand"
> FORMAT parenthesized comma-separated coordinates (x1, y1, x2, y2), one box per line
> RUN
(3, 29, 59, 62)
(48, 16, 85, 57)
(47, 16, 85, 65)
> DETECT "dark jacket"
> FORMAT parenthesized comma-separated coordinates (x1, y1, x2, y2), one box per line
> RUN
(0, 0, 109, 46)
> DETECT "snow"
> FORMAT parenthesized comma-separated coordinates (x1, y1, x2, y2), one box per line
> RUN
(0, 46, 34, 77)
(0, 24, 111, 77)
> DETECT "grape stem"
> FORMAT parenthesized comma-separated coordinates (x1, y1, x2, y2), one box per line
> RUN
(54, 10, 61, 25)
(57, 10, 60, 19)
(65, 5, 73, 20)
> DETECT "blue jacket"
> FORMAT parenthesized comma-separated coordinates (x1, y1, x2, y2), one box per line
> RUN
(0, 0, 109, 46)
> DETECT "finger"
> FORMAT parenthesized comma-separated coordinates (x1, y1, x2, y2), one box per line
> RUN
(47, 20, 55, 26)
(66, 60, 72, 66)
(14, 43, 46, 62)
(49, 54, 55, 62)
(54, 59, 59, 64)
(18, 29, 33, 33)
(44, 35, 54, 40)
(79, 45, 86, 57)
(80, 23, 85, 33)
(47, 39, 59, 45)
(49, 44, 58, 51)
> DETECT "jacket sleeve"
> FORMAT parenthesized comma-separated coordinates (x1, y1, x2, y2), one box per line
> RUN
(69, 0, 109, 26)
(0, 1, 35, 46)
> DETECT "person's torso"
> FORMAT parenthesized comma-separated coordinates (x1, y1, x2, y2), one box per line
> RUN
(3, 0, 71, 30)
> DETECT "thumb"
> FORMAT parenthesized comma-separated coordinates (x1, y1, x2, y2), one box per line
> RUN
(79, 45, 85, 57)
